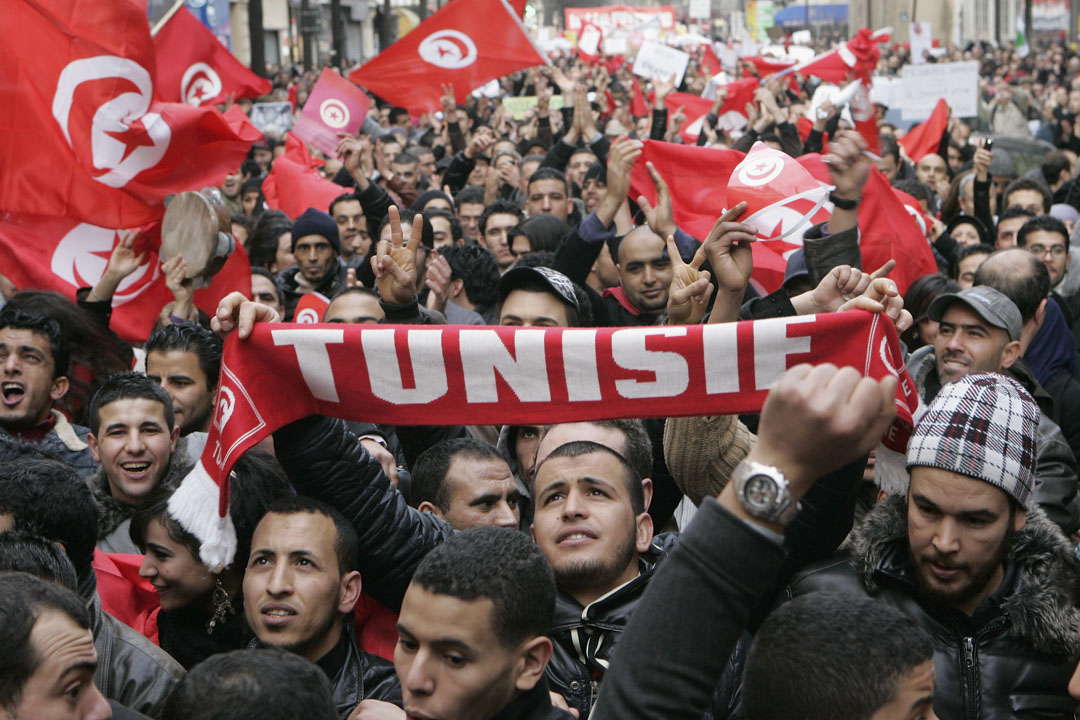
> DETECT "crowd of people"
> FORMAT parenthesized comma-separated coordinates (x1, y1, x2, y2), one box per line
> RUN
(8, 26, 1080, 720)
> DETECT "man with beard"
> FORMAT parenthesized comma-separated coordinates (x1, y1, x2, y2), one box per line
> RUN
(905, 285, 1080, 533)
(276, 208, 348, 321)
(329, 193, 371, 270)
(789, 373, 1080, 719)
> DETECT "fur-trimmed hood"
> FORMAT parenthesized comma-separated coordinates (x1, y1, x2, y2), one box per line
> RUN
(847, 495, 1080, 657)
(88, 436, 195, 539)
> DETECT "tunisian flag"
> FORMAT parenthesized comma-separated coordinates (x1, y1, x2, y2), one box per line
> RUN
(666, 79, 758, 142)
(262, 135, 346, 220)
(154, 7, 271, 107)
(791, 27, 889, 84)
(0, 0, 262, 229)
(0, 212, 252, 343)
(349, 0, 548, 112)
(899, 98, 949, 164)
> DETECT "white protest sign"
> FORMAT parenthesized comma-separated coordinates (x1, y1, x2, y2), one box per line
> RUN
(603, 36, 629, 55)
(632, 40, 690, 86)
(909, 22, 932, 63)
(901, 61, 978, 120)
(689, 0, 710, 19)
(578, 24, 602, 56)
(870, 76, 902, 109)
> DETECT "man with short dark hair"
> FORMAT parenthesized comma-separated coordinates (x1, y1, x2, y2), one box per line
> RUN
(323, 287, 385, 325)
(525, 168, 570, 221)
(995, 206, 1037, 249)
(0, 572, 111, 720)
(251, 267, 284, 318)
(424, 207, 461, 248)
(455, 186, 486, 242)
(276, 208, 349, 321)
(243, 497, 401, 719)
(85, 373, 188, 553)
(480, 200, 525, 271)
(163, 649, 336, 720)
(1017, 214, 1071, 287)
(145, 323, 222, 436)
(1003, 176, 1053, 215)
(0, 309, 96, 476)
(389, 527, 570, 720)
(790, 373, 1080, 719)
(437, 244, 499, 324)
(329, 193, 371, 269)
(743, 594, 935, 720)
(408, 438, 520, 530)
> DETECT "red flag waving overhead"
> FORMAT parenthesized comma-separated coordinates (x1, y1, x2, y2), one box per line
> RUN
(0, 212, 251, 342)
(0, 0, 262, 229)
(262, 135, 346, 220)
(700, 45, 723, 76)
(899, 98, 949, 164)
(791, 27, 889, 84)
(349, 0, 548, 112)
(857, 168, 939, 294)
(154, 7, 271, 106)
(666, 78, 757, 141)
(631, 78, 649, 116)
(292, 68, 372, 158)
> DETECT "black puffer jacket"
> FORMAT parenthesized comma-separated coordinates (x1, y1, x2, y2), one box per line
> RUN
(789, 496, 1080, 720)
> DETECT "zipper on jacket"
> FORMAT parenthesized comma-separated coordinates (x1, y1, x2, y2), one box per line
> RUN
(962, 636, 977, 720)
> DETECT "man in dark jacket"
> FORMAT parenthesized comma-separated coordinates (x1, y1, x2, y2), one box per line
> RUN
(789, 373, 1080, 720)
(243, 497, 401, 720)
(276, 208, 348, 321)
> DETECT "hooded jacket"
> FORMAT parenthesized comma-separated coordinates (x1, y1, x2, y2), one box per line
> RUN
(906, 345, 1080, 535)
(277, 258, 349, 322)
(789, 496, 1080, 720)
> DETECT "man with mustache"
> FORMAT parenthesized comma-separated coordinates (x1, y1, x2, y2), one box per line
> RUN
(904, 285, 1080, 534)
(789, 372, 1080, 720)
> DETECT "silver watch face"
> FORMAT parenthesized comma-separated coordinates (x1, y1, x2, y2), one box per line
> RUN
(744, 475, 779, 511)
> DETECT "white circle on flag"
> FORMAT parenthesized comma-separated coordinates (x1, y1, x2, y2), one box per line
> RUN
(52, 56, 172, 188)
(51, 224, 158, 305)
(319, 98, 351, 129)
(736, 156, 784, 187)
(418, 30, 478, 69)
(296, 308, 320, 324)
(181, 62, 223, 106)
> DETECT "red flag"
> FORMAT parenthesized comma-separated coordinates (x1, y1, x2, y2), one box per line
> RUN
(796, 154, 937, 294)
(700, 45, 723, 76)
(666, 78, 757, 141)
(795, 116, 829, 154)
(742, 56, 800, 91)
(349, 0, 548, 112)
(294, 292, 332, 324)
(0, 212, 251, 343)
(898, 98, 949, 164)
(153, 7, 271, 106)
(631, 78, 649, 116)
(791, 28, 889, 84)
(508, 0, 527, 16)
(262, 136, 346, 220)
(292, 68, 372, 158)
(850, 80, 881, 155)
(0, 0, 262, 229)
(857, 168, 938, 294)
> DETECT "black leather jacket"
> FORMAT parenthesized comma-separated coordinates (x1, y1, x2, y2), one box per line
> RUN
(789, 496, 1080, 720)
(90, 594, 185, 719)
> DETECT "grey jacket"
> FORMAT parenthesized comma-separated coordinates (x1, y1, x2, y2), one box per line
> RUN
(90, 593, 185, 719)
(907, 345, 1080, 534)
(0, 410, 98, 477)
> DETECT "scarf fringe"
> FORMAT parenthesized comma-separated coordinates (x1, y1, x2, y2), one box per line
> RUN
(167, 459, 237, 570)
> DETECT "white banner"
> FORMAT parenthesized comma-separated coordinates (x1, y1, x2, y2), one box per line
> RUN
(909, 22, 932, 64)
(632, 40, 690, 86)
(900, 61, 978, 121)
(689, 0, 711, 20)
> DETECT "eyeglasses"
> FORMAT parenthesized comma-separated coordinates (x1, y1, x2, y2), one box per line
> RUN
(1028, 244, 1068, 257)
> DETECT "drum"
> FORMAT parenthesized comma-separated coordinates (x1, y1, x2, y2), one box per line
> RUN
(160, 188, 236, 288)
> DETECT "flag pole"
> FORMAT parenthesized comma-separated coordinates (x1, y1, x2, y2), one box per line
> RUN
(151, 0, 186, 36)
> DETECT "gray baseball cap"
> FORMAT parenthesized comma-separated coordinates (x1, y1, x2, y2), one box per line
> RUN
(927, 285, 1022, 341)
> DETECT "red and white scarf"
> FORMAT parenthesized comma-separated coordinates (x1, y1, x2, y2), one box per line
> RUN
(171, 311, 917, 567)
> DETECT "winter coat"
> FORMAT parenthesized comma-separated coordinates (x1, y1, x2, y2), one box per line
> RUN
(789, 496, 1080, 720)
(0, 410, 97, 477)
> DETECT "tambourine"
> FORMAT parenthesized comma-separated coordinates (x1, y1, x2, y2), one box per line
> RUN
(160, 188, 236, 288)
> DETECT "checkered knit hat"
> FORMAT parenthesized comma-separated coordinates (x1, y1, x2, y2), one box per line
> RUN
(906, 372, 1039, 507)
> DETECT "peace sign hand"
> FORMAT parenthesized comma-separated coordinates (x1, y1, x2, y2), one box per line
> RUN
(372, 206, 424, 304)
(666, 234, 713, 326)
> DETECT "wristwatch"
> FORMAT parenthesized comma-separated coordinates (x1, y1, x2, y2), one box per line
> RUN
(732, 460, 802, 525)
